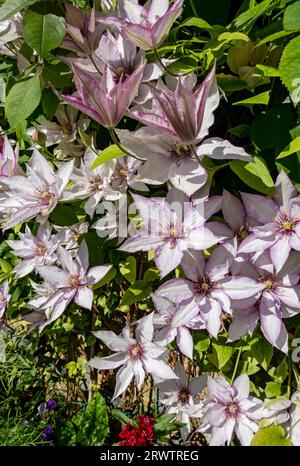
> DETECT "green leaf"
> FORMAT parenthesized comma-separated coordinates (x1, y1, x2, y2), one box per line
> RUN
(208, 342, 233, 369)
(256, 30, 295, 46)
(254, 64, 280, 77)
(71, 392, 109, 446)
(251, 337, 273, 370)
(167, 56, 199, 73)
(92, 266, 116, 290)
(173, 16, 213, 33)
(154, 413, 177, 433)
(49, 204, 78, 226)
(43, 62, 73, 89)
(268, 359, 288, 383)
(230, 156, 275, 195)
(0, 258, 12, 274)
(218, 32, 249, 43)
(0, 0, 38, 21)
(143, 267, 160, 283)
(217, 73, 246, 92)
(232, 0, 277, 29)
(91, 145, 126, 170)
(277, 137, 300, 159)
(251, 425, 292, 446)
(233, 91, 270, 106)
(279, 35, 300, 106)
(283, 0, 300, 30)
(120, 281, 151, 306)
(119, 256, 136, 284)
(42, 88, 59, 120)
(24, 9, 65, 57)
(194, 330, 210, 353)
(5, 76, 41, 129)
(112, 409, 137, 428)
(265, 381, 283, 398)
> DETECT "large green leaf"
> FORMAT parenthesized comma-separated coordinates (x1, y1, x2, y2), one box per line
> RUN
(49, 205, 78, 226)
(232, 0, 278, 29)
(279, 35, 300, 106)
(0, 0, 37, 21)
(91, 145, 126, 170)
(119, 256, 137, 284)
(5, 76, 41, 129)
(230, 156, 275, 195)
(251, 425, 292, 446)
(277, 137, 300, 159)
(283, 0, 300, 30)
(120, 280, 152, 306)
(251, 337, 273, 371)
(24, 9, 65, 57)
(233, 91, 270, 106)
(208, 342, 233, 369)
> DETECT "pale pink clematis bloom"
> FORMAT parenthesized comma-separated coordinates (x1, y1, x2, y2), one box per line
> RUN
(61, 60, 145, 129)
(199, 374, 266, 446)
(157, 362, 207, 440)
(120, 190, 228, 278)
(37, 241, 112, 316)
(0, 150, 74, 230)
(89, 312, 178, 400)
(239, 171, 300, 272)
(0, 135, 23, 178)
(6, 222, 58, 278)
(99, 0, 183, 51)
(0, 280, 10, 318)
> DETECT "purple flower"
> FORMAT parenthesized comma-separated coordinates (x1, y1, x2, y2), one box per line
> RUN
(99, 0, 183, 51)
(61, 60, 145, 129)
(47, 399, 58, 410)
(37, 241, 112, 317)
(0, 150, 74, 230)
(89, 312, 178, 400)
(42, 425, 53, 441)
(6, 222, 58, 278)
(119, 190, 228, 278)
(62, 3, 105, 56)
(239, 171, 300, 272)
(200, 374, 265, 446)
(0, 280, 10, 318)
(228, 251, 300, 353)
(157, 362, 207, 440)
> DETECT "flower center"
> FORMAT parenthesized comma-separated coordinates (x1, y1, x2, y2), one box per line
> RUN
(238, 227, 250, 241)
(276, 214, 297, 235)
(225, 401, 241, 419)
(260, 273, 277, 291)
(70, 276, 81, 287)
(35, 186, 55, 206)
(128, 343, 144, 362)
(171, 144, 191, 161)
(89, 176, 103, 192)
(178, 388, 190, 404)
(36, 242, 47, 256)
(196, 278, 213, 295)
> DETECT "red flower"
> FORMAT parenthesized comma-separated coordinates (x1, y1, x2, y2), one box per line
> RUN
(118, 415, 155, 446)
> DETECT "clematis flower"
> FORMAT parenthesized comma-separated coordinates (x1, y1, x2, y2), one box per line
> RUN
(157, 244, 265, 338)
(61, 60, 145, 129)
(110, 156, 147, 194)
(289, 388, 300, 445)
(99, 0, 183, 51)
(228, 251, 300, 353)
(117, 127, 208, 196)
(6, 222, 58, 278)
(0, 280, 10, 318)
(239, 171, 300, 272)
(199, 374, 265, 446)
(0, 150, 74, 230)
(37, 241, 112, 316)
(89, 312, 178, 400)
(0, 135, 23, 177)
(55, 222, 89, 250)
(62, 148, 117, 217)
(24, 281, 63, 331)
(152, 288, 205, 358)
(119, 189, 228, 278)
(157, 362, 207, 440)
(62, 2, 105, 56)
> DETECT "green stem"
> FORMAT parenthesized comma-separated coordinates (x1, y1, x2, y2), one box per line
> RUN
(90, 55, 103, 76)
(153, 49, 179, 78)
(108, 127, 144, 161)
(189, 0, 199, 17)
(231, 346, 242, 385)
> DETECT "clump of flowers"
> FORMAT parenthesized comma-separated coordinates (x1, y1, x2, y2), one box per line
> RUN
(118, 415, 155, 446)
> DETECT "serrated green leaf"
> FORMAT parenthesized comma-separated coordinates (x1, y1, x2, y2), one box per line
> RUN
(233, 91, 270, 106)
(230, 156, 275, 195)
(119, 256, 136, 284)
(251, 425, 292, 446)
(120, 281, 151, 306)
(0, 0, 38, 21)
(283, 0, 300, 31)
(91, 145, 126, 170)
(24, 10, 65, 57)
(5, 76, 41, 129)
(279, 35, 300, 106)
